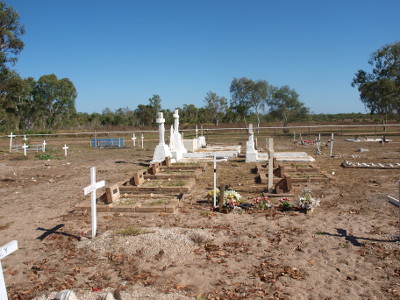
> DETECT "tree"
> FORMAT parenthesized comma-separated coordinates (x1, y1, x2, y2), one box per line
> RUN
(203, 91, 228, 126)
(34, 74, 77, 128)
(268, 85, 309, 124)
(352, 42, 400, 127)
(230, 77, 270, 129)
(0, 2, 25, 68)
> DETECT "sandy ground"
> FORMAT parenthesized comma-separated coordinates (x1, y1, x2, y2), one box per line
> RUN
(0, 134, 399, 299)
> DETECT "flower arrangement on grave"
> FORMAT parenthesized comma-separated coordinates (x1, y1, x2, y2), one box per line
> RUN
(207, 188, 244, 209)
(297, 190, 320, 213)
(278, 197, 294, 211)
(253, 196, 272, 210)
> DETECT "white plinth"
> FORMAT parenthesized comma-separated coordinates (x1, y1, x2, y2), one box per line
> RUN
(151, 144, 172, 164)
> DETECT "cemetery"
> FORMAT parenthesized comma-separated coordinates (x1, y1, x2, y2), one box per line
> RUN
(0, 115, 399, 300)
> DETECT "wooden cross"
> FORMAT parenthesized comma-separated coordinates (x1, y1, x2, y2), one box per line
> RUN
(42, 140, 47, 152)
(8, 132, 16, 152)
(0, 240, 18, 300)
(63, 144, 69, 156)
(267, 138, 274, 192)
(22, 143, 28, 156)
(83, 167, 105, 239)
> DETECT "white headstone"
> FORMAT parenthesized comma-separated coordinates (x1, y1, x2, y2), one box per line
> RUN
(8, 132, 16, 152)
(22, 143, 28, 156)
(63, 144, 69, 156)
(0, 240, 18, 300)
(169, 109, 187, 160)
(42, 140, 47, 152)
(151, 112, 172, 163)
(245, 124, 258, 162)
(83, 167, 105, 239)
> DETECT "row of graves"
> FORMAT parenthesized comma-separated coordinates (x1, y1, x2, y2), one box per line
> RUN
(76, 110, 331, 221)
(7, 133, 69, 156)
(76, 110, 240, 217)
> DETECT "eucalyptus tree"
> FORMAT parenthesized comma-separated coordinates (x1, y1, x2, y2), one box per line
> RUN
(203, 91, 228, 126)
(352, 42, 400, 127)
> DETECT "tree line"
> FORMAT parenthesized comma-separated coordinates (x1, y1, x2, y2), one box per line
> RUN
(0, 2, 398, 133)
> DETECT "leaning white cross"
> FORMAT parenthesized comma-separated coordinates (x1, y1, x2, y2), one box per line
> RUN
(42, 140, 47, 152)
(83, 167, 105, 239)
(131, 134, 136, 147)
(0, 240, 18, 300)
(8, 132, 16, 152)
(22, 143, 28, 156)
(63, 144, 69, 156)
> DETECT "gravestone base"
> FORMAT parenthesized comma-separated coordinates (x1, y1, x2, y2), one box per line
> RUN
(151, 144, 172, 164)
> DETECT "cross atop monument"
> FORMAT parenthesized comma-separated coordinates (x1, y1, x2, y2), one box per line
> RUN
(173, 109, 180, 133)
(156, 112, 166, 145)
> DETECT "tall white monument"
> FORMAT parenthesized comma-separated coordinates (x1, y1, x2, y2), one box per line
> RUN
(151, 112, 172, 163)
(245, 124, 258, 162)
(169, 109, 187, 160)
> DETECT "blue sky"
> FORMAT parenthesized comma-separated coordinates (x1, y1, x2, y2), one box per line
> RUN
(7, 0, 400, 114)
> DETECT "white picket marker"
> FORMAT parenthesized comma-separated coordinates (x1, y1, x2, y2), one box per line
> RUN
(8, 132, 16, 152)
(63, 144, 69, 156)
(141, 134, 144, 149)
(42, 140, 47, 152)
(131, 133, 136, 147)
(83, 167, 105, 239)
(0, 240, 18, 300)
(213, 152, 217, 207)
(330, 133, 334, 158)
(195, 125, 198, 139)
(22, 143, 28, 156)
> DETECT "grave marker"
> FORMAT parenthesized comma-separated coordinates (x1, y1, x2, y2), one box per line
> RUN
(213, 152, 217, 207)
(150, 112, 172, 163)
(42, 140, 47, 152)
(63, 144, 69, 156)
(267, 138, 274, 192)
(8, 132, 16, 152)
(330, 133, 334, 158)
(22, 143, 28, 156)
(131, 133, 136, 147)
(23, 135, 28, 142)
(0, 240, 18, 300)
(141, 134, 144, 149)
(83, 167, 105, 239)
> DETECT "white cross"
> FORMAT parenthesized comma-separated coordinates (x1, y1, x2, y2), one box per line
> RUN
(131, 134, 136, 147)
(42, 140, 47, 152)
(22, 143, 28, 156)
(83, 167, 105, 239)
(0, 240, 18, 300)
(23, 135, 28, 142)
(8, 132, 16, 152)
(63, 144, 69, 156)
(329, 133, 334, 158)
(141, 134, 144, 149)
